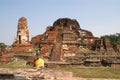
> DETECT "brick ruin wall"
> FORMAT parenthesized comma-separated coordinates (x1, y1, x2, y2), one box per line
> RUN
(31, 18, 118, 61)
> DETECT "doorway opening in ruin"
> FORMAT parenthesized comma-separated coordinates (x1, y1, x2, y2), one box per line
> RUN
(19, 35, 21, 44)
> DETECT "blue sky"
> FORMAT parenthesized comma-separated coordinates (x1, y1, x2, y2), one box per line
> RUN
(0, 0, 120, 45)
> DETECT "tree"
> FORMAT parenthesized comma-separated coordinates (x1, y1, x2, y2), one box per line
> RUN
(0, 43, 6, 48)
(100, 33, 120, 45)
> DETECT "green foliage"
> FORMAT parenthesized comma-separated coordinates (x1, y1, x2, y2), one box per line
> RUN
(0, 43, 6, 48)
(101, 33, 120, 45)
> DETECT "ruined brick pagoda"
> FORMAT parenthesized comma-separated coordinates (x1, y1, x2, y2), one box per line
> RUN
(31, 18, 99, 61)
(12, 17, 31, 52)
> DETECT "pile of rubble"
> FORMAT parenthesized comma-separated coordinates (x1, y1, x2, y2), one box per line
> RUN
(0, 49, 14, 64)
(0, 68, 119, 80)
(0, 68, 73, 80)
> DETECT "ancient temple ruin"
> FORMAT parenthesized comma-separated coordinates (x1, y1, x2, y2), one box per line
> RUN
(31, 18, 99, 61)
(8, 17, 120, 67)
(12, 17, 31, 52)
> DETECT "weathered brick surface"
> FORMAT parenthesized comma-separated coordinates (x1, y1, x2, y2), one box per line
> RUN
(12, 17, 31, 52)
(93, 38, 115, 53)
(31, 18, 99, 61)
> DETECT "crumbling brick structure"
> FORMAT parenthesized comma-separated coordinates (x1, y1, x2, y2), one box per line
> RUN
(9, 17, 119, 66)
(12, 17, 31, 52)
(113, 44, 120, 53)
(31, 18, 99, 61)
(93, 38, 115, 53)
(0, 46, 14, 63)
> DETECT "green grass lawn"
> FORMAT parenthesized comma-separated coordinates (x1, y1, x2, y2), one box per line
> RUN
(58, 66, 120, 79)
